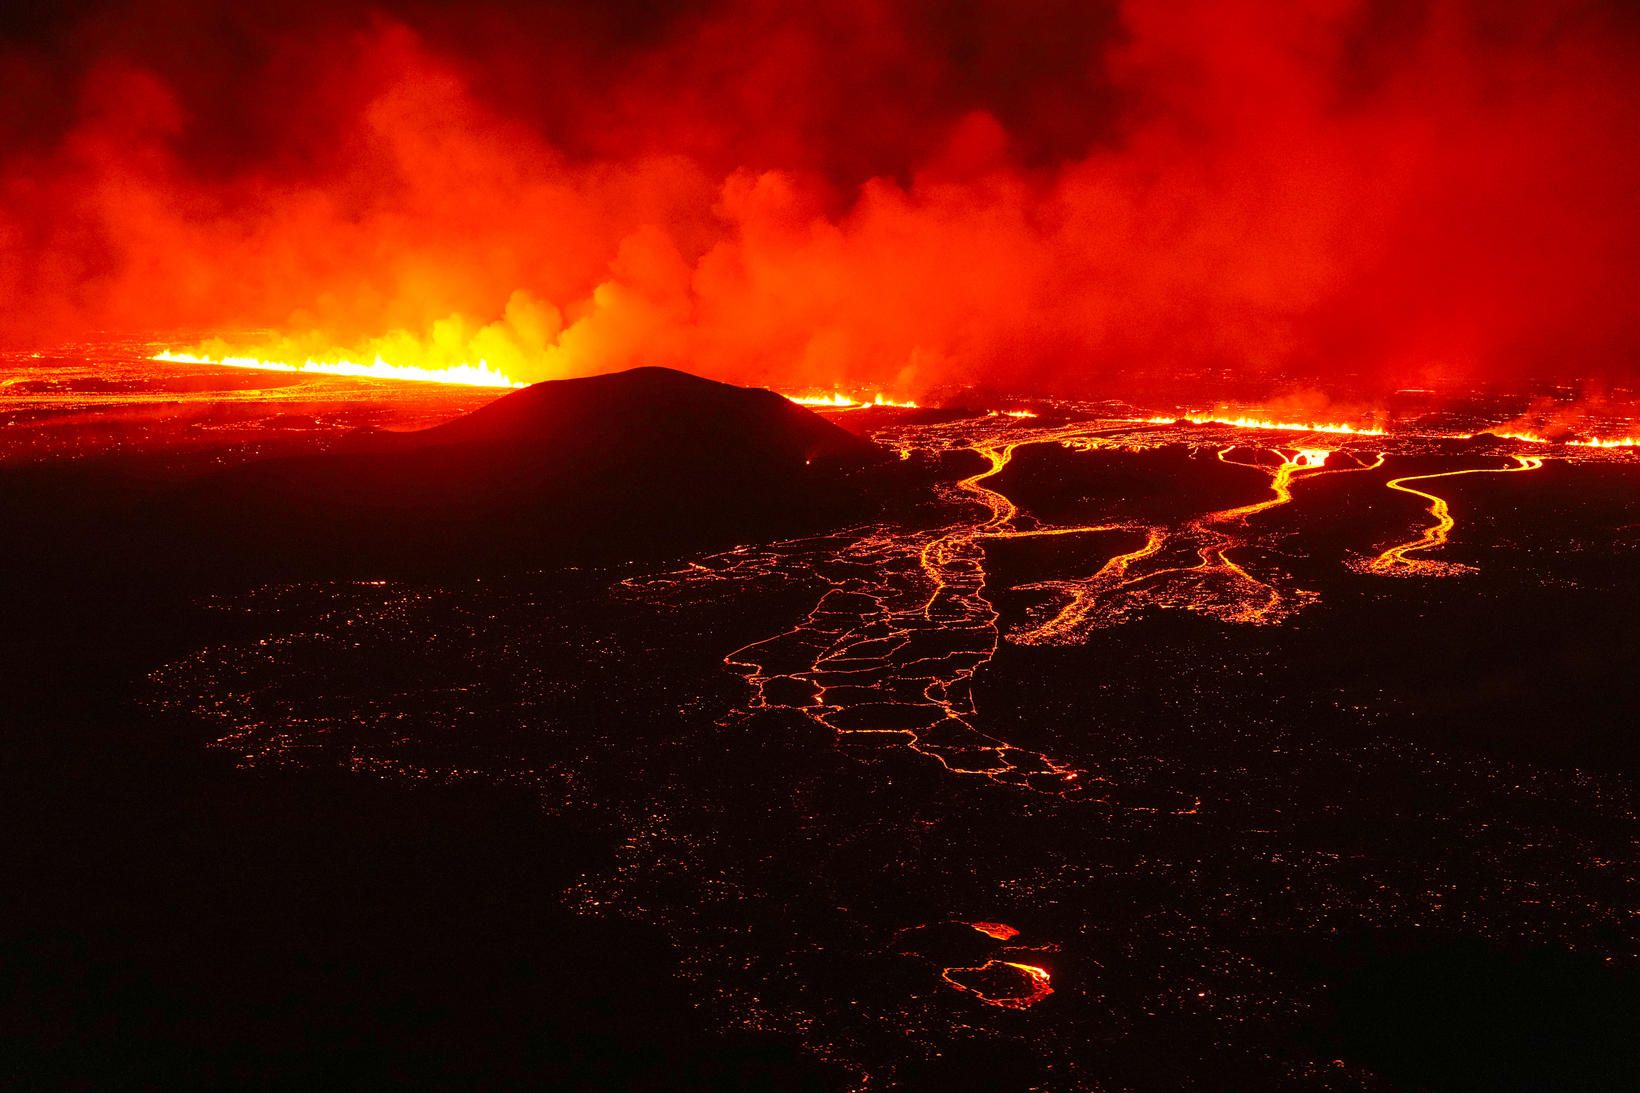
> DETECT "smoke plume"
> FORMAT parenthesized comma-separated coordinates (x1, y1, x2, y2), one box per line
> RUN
(2, 0, 1636, 398)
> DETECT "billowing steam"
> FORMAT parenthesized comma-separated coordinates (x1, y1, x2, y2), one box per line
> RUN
(2, 0, 1636, 398)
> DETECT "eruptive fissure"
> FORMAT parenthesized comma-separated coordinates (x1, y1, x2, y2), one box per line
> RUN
(151, 350, 523, 388)
(9, 3, 1640, 1088)
(3, 0, 1634, 402)
(141, 347, 1640, 451)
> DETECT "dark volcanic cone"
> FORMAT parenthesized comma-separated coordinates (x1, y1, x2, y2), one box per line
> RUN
(166, 367, 892, 579)
(413, 365, 874, 460)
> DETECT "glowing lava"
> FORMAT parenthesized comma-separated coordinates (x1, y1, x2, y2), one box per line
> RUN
(939, 961, 1055, 1010)
(966, 922, 1021, 941)
(624, 416, 1143, 800)
(784, 392, 920, 409)
(1144, 413, 1386, 437)
(1015, 444, 1385, 643)
(152, 350, 523, 389)
(628, 414, 1373, 804)
(1355, 455, 1546, 577)
(625, 407, 1586, 803)
(1466, 427, 1640, 447)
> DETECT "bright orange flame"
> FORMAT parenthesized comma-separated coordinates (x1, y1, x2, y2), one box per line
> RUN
(1570, 435, 1640, 448)
(152, 350, 523, 389)
(1466, 427, 1640, 447)
(784, 391, 920, 409)
(1143, 413, 1386, 436)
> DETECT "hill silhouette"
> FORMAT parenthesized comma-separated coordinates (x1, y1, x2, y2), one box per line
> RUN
(414, 365, 873, 458)
(161, 366, 891, 579)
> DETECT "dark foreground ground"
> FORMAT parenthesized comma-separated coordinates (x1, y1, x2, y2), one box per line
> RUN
(4, 588, 847, 1090)
(3, 366, 888, 1089)
(3, 377, 1638, 1091)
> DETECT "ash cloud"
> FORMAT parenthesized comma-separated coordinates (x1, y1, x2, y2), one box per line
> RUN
(2, 0, 1636, 398)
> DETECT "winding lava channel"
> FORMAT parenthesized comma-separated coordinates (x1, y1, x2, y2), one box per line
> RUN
(627, 415, 1393, 806)
(1353, 455, 1545, 576)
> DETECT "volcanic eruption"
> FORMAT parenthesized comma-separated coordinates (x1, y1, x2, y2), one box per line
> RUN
(0, 0, 1636, 406)
(5, 4, 1639, 1092)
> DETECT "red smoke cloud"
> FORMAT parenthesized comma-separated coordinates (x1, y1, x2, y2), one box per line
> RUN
(1, 0, 1636, 398)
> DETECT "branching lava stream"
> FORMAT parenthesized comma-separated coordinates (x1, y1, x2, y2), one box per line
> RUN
(628, 415, 1395, 804)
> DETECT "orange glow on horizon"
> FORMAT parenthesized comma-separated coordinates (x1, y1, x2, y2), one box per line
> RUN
(1464, 427, 1640, 447)
(1570, 435, 1640, 448)
(1143, 413, 1386, 437)
(784, 391, 920, 410)
(1, 2, 1634, 406)
(1479, 430, 1553, 444)
(141, 348, 1640, 453)
(152, 350, 523, 389)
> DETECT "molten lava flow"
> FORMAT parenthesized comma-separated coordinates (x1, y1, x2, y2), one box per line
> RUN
(967, 922, 1021, 941)
(152, 350, 523, 389)
(1014, 444, 1386, 643)
(1010, 528, 1168, 646)
(624, 417, 1148, 801)
(629, 414, 1389, 805)
(1143, 414, 1386, 437)
(1212, 446, 1334, 522)
(1355, 455, 1546, 577)
(622, 407, 1594, 813)
(622, 405, 1596, 811)
(627, 412, 1433, 803)
(939, 961, 1055, 1010)
(784, 392, 920, 409)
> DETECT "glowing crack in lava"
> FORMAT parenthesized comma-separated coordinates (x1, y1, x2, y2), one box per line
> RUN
(152, 350, 524, 388)
(1355, 455, 1546, 577)
(939, 961, 1055, 1010)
